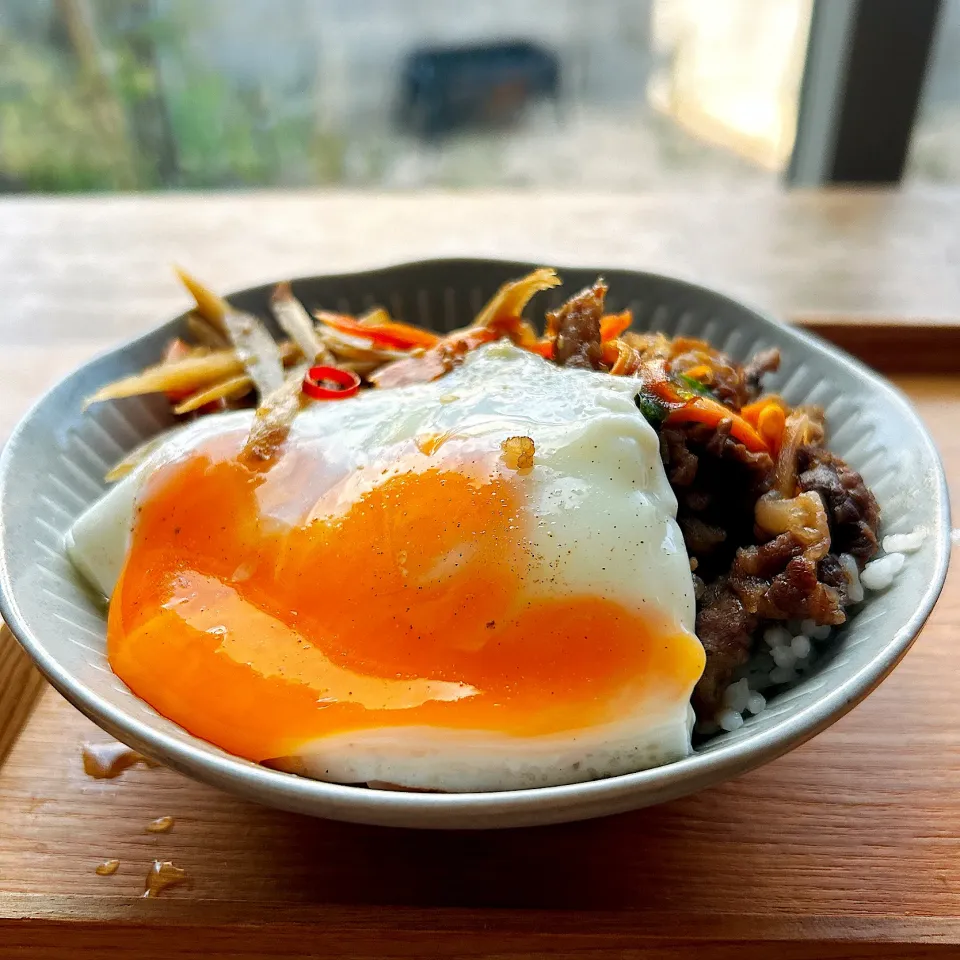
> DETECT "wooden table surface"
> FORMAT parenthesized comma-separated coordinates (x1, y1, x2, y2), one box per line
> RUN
(1, 189, 959, 959)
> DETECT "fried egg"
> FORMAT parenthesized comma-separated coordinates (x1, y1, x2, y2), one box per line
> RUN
(67, 342, 704, 791)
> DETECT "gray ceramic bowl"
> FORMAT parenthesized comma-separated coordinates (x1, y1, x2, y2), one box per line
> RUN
(0, 259, 949, 829)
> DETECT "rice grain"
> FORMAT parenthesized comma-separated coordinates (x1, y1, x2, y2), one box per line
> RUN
(722, 678, 750, 713)
(840, 553, 864, 603)
(882, 528, 925, 554)
(717, 709, 744, 732)
(746, 692, 766, 715)
(791, 634, 812, 659)
(861, 552, 905, 591)
(763, 626, 792, 648)
(769, 666, 798, 685)
(772, 646, 797, 669)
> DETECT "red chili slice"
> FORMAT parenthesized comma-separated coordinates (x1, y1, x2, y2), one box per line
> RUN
(302, 365, 361, 400)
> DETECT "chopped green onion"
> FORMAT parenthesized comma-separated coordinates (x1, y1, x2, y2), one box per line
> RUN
(677, 373, 713, 398)
(636, 392, 669, 427)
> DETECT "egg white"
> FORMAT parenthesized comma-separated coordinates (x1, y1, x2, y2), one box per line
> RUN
(68, 342, 702, 790)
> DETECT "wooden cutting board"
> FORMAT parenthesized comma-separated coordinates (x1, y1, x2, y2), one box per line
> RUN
(0, 358, 958, 958)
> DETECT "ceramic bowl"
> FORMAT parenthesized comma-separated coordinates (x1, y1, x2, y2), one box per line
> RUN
(0, 259, 949, 828)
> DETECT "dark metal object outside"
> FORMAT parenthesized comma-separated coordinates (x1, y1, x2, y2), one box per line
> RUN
(396, 42, 561, 139)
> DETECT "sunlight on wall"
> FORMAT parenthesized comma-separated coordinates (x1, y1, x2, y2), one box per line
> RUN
(648, 0, 813, 171)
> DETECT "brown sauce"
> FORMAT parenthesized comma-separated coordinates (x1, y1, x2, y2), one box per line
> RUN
(145, 816, 175, 834)
(81, 741, 159, 779)
(142, 860, 186, 898)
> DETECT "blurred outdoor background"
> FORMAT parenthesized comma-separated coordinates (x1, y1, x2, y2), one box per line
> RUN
(0, 0, 957, 193)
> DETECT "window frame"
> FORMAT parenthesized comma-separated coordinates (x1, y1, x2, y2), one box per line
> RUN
(788, 0, 944, 185)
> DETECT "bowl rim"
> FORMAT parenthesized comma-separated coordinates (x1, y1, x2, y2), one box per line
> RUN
(0, 257, 951, 828)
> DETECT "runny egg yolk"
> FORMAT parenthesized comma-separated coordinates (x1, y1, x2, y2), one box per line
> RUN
(107, 431, 704, 765)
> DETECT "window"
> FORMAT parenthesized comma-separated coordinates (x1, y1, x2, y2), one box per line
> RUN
(907, 0, 960, 182)
(0, 0, 946, 192)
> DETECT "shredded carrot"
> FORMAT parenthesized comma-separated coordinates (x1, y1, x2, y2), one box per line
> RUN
(599, 311, 632, 341)
(451, 327, 501, 352)
(682, 364, 712, 382)
(757, 404, 787, 453)
(666, 396, 769, 453)
(741, 395, 787, 427)
(319, 313, 441, 351)
(501, 319, 555, 359)
(525, 339, 555, 359)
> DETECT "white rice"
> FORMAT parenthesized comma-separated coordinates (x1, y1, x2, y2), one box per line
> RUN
(763, 625, 792, 648)
(745, 691, 766, 715)
(721, 677, 750, 712)
(840, 553, 864, 603)
(801, 618, 831, 641)
(769, 665, 799, 685)
(882, 527, 925, 554)
(790, 634, 812, 659)
(717, 709, 744, 732)
(711, 527, 924, 733)
(860, 552, 905, 591)
(715, 627, 820, 729)
(771, 645, 797, 669)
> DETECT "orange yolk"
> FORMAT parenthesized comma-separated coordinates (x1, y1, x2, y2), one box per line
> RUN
(108, 432, 704, 764)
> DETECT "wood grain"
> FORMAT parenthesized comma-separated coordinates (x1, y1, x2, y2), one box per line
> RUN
(0, 188, 956, 435)
(796, 318, 960, 374)
(2, 189, 958, 348)
(0, 628, 44, 767)
(1, 189, 959, 958)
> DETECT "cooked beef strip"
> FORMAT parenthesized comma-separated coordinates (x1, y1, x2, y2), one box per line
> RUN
(818, 552, 851, 606)
(670, 343, 780, 411)
(731, 548, 846, 624)
(660, 428, 699, 487)
(548, 280, 607, 369)
(765, 557, 846, 624)
(733, 531, 804, 580)
(693, 578, 757, 717)
(660, 421, 774, 582)
(679, 517, 727, 555)
(797, 446, 880, 565)
(662, 417, 878, 718)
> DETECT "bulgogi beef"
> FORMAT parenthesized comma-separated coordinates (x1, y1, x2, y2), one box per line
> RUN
(652, 365, 879, 718)
(547, 279, 607, 370)
(798, 446, 880, 563)
(543, 281, 881, 719)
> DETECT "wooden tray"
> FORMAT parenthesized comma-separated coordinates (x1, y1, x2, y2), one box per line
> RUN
(1, 336, 958, 959)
